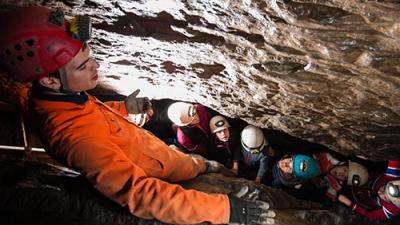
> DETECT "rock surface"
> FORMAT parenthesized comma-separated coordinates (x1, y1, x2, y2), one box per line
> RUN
(1, 0, 400, 159)
(1, 1, 400, 224)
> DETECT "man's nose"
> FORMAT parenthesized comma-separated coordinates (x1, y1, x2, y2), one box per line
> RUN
(89, 58, 100, 68)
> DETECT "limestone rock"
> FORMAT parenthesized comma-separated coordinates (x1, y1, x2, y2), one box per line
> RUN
(1, 1, 400, 160)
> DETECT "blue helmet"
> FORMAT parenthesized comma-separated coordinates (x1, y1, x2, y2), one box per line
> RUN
(292, 154, 321, 180)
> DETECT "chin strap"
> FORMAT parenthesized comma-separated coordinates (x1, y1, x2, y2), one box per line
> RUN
(58, 68, 77, 94)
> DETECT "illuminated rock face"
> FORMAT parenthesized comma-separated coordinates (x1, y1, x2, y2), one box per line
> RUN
(2, 0, 400, 159)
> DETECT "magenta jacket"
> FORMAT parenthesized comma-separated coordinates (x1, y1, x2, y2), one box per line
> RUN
(177, 104, 210, 154)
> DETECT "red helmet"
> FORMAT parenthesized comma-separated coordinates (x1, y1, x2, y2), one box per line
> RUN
(0, 6, 89, 82)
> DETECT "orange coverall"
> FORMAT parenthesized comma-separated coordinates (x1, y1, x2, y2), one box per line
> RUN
(32, 93, 230, 224)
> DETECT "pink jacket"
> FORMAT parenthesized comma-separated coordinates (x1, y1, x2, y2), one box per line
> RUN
(177, 104, 210, 154)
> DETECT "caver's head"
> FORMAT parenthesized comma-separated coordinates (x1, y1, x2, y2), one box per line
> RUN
(167, 102, 199, 126)
(240, 125, 268, 155)
(0, 6, 99, 93)
(384, 180, 400, 207)
(291, 154, 321, 180)
(329, 161, 369, 186)
(209, 115, 230, 143)
(278, 154, 321, 180)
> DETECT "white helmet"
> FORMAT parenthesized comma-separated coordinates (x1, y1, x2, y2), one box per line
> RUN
(240, 125, 267, 154)
(347, 161, 369, 186)
(385, 180, 400, 207)
(209, 115, 230, 134)
(167, 102, 197, 126)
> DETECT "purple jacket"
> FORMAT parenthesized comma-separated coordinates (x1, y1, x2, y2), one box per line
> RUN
(177, 104, 210, 154)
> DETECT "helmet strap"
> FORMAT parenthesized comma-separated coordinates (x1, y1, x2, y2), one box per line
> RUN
(58, 68, 77, 94)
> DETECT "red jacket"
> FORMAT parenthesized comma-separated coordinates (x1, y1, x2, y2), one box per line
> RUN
(349, 160, 400, 220)
(312, 152, 342, 200)
(32, 92, 229, 224)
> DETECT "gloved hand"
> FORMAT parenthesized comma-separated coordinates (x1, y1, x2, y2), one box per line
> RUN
(205, 159, 224, 173)
(228, 193, 275, 225)
(205, 159, 236, 177)
(125, 89, 152, 114)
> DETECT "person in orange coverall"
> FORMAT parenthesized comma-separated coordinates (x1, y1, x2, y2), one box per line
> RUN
(0, 6, 275, 225)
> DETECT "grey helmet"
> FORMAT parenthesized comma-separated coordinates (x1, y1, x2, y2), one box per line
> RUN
(347, 161, 369, 186)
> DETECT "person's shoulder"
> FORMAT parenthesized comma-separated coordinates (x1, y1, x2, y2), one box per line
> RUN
(195, 103, 208, 113)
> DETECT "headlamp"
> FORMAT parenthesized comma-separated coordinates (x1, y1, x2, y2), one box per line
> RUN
(69, 15, 92, 42)
(215, 120, 225, 127)
(352, 175, 361, 186)
(48, 9, 92, 42)
(299, 160, 308, 172)
(387, 183, 400, 197)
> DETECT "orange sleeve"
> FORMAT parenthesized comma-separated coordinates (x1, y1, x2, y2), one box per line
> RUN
(101, 100, 129, 117)
(63, 137, 230, 224)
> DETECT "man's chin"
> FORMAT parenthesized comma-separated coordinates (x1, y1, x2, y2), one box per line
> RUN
(79, 83, 98, 92)
(89, 82, 98, 90)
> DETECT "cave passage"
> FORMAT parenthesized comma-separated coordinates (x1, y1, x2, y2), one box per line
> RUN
(0, 97, 393, 225)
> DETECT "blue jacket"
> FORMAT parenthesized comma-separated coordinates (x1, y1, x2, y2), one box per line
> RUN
(239, 145, 269, 178)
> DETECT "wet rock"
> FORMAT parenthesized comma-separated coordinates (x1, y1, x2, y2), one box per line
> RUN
(1, 1, 399, 160)
(1, 0, 400, 223)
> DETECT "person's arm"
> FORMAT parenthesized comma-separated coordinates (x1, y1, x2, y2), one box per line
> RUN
(62, 137, 230, 224)
(338, 194, 388, 220)
(176, 128, 195, 150)
(176, 128, 208, 153)
(228, 144, 240, 175)
(324, 175, 342, 201)
(232, 160, 239, 176)
(102, 100, 129, 116)
(256, 155, 268, 183)
(233, 145, 242, 162)
(313, 152, 340, 174)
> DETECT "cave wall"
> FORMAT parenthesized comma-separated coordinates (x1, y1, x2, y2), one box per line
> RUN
(1, 1, 400, 224)
(1, 0, 399, 159)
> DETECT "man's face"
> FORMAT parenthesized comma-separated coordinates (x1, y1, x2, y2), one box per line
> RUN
(278, 157, 293, 174)
(63, 44, 100, 92)
(215, 128, 230, 143)
(330, 165, 348, 182)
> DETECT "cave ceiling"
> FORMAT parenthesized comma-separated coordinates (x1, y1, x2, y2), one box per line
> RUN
(1, 0, 400, 160)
